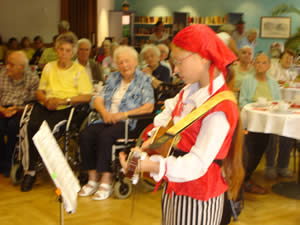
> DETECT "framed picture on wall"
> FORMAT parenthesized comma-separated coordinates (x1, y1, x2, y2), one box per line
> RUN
(260, 17, 291, 39)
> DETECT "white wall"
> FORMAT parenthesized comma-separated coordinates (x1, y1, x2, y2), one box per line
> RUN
(0, 0, 60, 43)
(97, 0, 115, 46)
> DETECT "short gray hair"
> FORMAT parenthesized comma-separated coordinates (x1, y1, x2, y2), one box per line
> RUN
(113, 45, 138, 63)
(10, 51, 29, 67)
(255, 52, 270, 63)
(240, 45, 254, 52)
(157, 43, 169, 55)
(55, 32, 78, 54)
(140, 44, 161, 59)
(78, 38, 92, 49)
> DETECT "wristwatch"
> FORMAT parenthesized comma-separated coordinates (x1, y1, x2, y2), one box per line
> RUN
(66, 98, 71, 105)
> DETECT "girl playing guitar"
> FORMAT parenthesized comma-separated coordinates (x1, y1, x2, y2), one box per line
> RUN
(120, 24, 244, 225)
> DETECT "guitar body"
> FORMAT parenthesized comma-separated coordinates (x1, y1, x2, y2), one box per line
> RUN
(141, 119, 175, 186)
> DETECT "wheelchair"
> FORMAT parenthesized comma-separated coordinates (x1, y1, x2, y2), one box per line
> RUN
(112, 114, 154, 199)
(10, 103, 90, 185)
(110, 82, 184, 198)
(154, 81, 185, 112)
(76, 81, 184, 198)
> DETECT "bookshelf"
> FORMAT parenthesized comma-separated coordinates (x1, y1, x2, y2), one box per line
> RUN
(134, 16, 173, 48)
(133, 13, 243, 48)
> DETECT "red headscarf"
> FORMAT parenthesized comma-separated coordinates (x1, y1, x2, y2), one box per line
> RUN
(172, 24, 237, 94)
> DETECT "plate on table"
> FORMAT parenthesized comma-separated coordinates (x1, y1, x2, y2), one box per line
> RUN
(270, 107, 293, 114)
(252, 102, 270, 108)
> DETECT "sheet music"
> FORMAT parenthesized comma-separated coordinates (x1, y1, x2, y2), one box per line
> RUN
(33, 121, 80, 213)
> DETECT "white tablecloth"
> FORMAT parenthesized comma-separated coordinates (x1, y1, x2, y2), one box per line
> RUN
(241, 102, 300, 140)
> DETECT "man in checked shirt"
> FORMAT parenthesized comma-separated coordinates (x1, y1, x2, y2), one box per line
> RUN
(0, 51, 39, 177)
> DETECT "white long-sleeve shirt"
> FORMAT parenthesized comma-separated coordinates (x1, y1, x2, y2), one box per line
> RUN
(149, 75, 230, 183)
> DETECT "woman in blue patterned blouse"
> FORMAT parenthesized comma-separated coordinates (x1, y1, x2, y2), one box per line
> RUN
(79, 46, 155, 200)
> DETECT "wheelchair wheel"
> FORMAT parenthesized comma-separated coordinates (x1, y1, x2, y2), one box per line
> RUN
(10, 163, 24, 185)
(114, 178, 132, 199)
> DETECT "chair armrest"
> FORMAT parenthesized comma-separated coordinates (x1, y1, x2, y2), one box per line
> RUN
(128, 113, 155, 120)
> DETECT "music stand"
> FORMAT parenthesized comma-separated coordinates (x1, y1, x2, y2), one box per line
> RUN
(33, 121, 80, 225)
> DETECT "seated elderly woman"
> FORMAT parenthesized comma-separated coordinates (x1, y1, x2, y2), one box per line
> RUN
(140, 44, 171, 88)
(239, 53, 280, 194)
(79, 46, 154, 200)
(264, 49, 296, 180)
(21, 32, 93, 192)
(232, 45, 255, 94)
(239, 53, 280, 107)
(269, 49, 297, 83)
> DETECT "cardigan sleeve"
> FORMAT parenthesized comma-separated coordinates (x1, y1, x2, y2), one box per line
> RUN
(239, 78, 251, 108)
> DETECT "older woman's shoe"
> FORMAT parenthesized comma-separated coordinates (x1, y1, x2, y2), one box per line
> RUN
(21, 174, 36, 192)
(79, 180, 99, 197)
(92, 183, 112, 200)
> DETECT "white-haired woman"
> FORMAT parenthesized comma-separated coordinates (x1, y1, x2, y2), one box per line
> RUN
(141, 44, 171, 88)
(22, 32, 93, 192)
(79, 46, 154, 200)
(232, 45, 255, 94)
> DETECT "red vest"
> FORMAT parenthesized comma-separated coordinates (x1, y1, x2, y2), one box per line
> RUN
(165, 85, 239, 201)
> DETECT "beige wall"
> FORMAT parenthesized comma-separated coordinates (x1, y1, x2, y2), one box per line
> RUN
(97, 0, 115, 46)
(0, 0, 60, 43)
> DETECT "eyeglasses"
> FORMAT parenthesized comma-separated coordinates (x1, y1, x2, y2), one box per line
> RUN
(172, 53, 195, 66)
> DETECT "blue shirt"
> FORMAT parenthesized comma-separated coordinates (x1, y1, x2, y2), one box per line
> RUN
(95, 68, 154, 130)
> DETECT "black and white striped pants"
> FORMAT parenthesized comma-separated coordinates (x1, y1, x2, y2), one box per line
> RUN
(161, 186, 224, 225)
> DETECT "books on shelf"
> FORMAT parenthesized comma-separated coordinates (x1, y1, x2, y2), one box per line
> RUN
(133, 14, 230, 48)
(135, 16, 173, 24)
(135, 26, 172, 36)
(188, 16, 226, 25)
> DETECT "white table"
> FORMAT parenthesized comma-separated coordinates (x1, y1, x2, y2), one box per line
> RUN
(241, 102, 300, 199)
(241, 102, 300, 140)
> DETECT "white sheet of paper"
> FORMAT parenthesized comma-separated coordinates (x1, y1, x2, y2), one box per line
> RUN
(33, 121, 80, 213)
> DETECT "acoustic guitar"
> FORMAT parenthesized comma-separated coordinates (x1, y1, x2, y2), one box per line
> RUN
(125, 90, 237, 185)
(125, 119, 175, 185)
